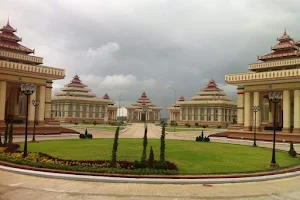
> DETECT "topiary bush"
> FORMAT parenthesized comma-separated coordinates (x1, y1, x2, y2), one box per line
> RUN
(217, 125, 221, 129)
(93, 120, 97, 126)
(288, 141, 297, 157)
(185, 123, 191, 127)
(148, 146, 155, 168)
(196, 131, 210, 142)
(195, 122, 199, 127)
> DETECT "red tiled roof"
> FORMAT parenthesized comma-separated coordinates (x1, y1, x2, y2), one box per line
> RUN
(0, 32, 21, 41)
(0, 20, 17, 33)
(139, 91, 149, 100)
(0, 40, 34, 53)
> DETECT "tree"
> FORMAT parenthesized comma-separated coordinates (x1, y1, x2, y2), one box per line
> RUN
(111, 126, 120, 168)
(85, 128, 88, 137)
(288, 141, 297, 157)
(141, 127, 148, 167)
(148, 146, 155, 168)
(160, 123, 166, 163)
(8, 122, 13, 144)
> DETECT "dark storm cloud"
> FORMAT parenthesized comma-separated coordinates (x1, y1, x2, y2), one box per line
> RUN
(1, 0, 299, 117)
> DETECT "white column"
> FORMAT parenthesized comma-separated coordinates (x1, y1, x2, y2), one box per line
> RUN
(0, 81, 7, 122)
(294, 90, 300, 133)
(28, 90, 37, 122)
(282, 90, 291, 132)
(218, 108, 222, 122)
(253, 92, 261, 130)
(244, 92, 252, 131)
(237, 87, 245, 125)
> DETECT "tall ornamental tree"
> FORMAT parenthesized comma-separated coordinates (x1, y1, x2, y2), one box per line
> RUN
(160, 123, 166, 163)
(141, 127, 148, 166)
(111, 126, 120, 168)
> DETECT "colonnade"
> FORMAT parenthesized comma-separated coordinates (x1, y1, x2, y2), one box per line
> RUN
(0, 81, 46, 124)
(239, 89, 300, 133)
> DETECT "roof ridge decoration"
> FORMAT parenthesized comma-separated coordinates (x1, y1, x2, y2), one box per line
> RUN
(179, 96, 185, 101)
(103, 93, 110, 99)
(66, 74, 87, 88)
(0, 20, 34, 54)
(201, 79, 222, 92)
(259, 30, 299, 61)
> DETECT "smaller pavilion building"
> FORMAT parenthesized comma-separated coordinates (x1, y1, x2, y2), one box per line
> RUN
(126, 92, 162, 122)
(51, 75, 118, 123)
(168, 79, 237, 126)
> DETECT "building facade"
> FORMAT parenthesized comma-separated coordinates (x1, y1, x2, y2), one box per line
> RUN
(126, 92, 162, 122)
(168, 79, 237, 126)
(51, 75, 118, 123)
(0, 20, 64, 129)
(225, 30, 300, 133)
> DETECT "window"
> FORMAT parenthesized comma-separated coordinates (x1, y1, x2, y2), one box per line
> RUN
(76, 104, 80, 117)
(225, 109, 227, 121)
(182, 108, 186, 120)
(200, 108, 204, 120)
(229, 109, 231, 122)
(89, 105, 93, 118)
(262, 98, 269, 121)
(207, 108, 211, 121)
(194, 108, 198, 121)
(82, 104, 86, 118)
(188, 108, 192, 120)
(214, 108, 218, 121)
(95, 105, 99, 118)
(68, 104, 73, 117)
(101, 105, 105, 118)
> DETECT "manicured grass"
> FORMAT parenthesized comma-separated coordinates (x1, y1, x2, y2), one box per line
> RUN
(21, 139, 300, 174)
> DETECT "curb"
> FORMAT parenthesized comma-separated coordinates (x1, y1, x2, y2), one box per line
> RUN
(1, 164, 300, 184)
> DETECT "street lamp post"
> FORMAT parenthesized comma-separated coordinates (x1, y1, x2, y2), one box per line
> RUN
(252, 105, 259, 147)
(32, 100, 40, 142)
(168, 87, 176, 132)
(269, 92, 282, 168)
(21, 83, 36, 158)
(142, 105, 149, 129)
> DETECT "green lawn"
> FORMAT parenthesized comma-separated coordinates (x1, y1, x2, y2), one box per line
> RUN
(21, 139, 300, 174)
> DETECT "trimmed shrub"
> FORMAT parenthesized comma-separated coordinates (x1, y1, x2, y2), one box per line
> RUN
(195, 122, 199, 127)
(8, 122, 13, 144)
(288, 141, 297, 157)
(93, 120, 97, 126)
(217, 125, 221, 129)
(74, 122, 78, 125)
(196, 131, 210, 142)
(79, 134, 86, 139)
(160, 124, 166, 163)
(185, 123, 191, 127)
(171, 121, 177, 127)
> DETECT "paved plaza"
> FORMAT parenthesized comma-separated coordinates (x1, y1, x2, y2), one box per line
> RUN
(1, 123, 300, 200)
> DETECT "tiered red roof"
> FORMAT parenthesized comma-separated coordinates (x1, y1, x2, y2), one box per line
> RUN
(259, 30, 299, 61)
(66, 75, 87, 88)
(103, 93, 110, 99)
(201, 79, 222, 92)
(295, 40, 300, 48)
(179, 96, 185, 101)
(0, 20, 34, 54)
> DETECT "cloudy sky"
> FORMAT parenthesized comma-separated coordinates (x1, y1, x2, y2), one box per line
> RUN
(1, 0, 299, 117)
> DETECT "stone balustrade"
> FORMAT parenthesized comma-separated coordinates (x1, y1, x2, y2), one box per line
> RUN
(225, 68, 300, 83)
(0, 60, 65, 77)
(0, 50, 43, 64)
(249, 58, 300, 71)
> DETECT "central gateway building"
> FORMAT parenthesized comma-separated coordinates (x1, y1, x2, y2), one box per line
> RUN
(225, 30, 300, 135)
(126, 92, 162, 122)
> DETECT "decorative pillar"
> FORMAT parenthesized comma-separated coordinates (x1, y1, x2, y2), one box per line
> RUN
(244, 92, 252, 131)
(218, 108, 222, 122)
(179, 108, 182, 121)
(253, 92, 261, 131)
(282, 90, 291, 133)
(191, 108, 194, 121)
(294, 90, 300, 133)
(0, 81, 7, 123)
(36, 85, 45, 125)
(44, 81, 53, 123)
(204, 108, 207, 122)
(237, 86, 244, 126)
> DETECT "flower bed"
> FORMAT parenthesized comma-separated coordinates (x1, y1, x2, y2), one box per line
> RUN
(0, 146, 178, 175)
